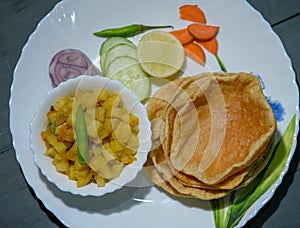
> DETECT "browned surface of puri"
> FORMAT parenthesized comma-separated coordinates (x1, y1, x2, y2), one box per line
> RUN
(144, 72, 277, 200)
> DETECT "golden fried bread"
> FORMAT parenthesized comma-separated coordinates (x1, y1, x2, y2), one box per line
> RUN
(144, 72, 276, 200)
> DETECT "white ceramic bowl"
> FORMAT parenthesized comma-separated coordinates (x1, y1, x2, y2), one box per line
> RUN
(30, 75, 152, 196)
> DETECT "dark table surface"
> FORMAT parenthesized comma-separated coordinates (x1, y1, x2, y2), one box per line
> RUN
(1, 0, 299, 227)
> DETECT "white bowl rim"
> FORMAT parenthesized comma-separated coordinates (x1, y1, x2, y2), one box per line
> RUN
(29, 75, 152, 197)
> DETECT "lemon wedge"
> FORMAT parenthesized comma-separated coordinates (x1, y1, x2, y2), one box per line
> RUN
(137, 31, 185, 78)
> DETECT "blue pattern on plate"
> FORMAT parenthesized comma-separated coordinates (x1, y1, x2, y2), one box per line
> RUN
(250, 72, 285, 122)
(265, 96, 286, 122)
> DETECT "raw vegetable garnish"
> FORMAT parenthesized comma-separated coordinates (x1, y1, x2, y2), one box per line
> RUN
(179, 4, 206, 23)
(49, 49, 100, 87)
(211, 114, 296, 227)
(99, 36, 151, 101)
(75, 104, 89, 165)
(171, 4, 227, 72)
(93, 24, 174, 38)
(137, 30, 185, 78)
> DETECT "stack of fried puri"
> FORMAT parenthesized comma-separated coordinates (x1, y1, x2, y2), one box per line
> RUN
(144, 72, 276, 200)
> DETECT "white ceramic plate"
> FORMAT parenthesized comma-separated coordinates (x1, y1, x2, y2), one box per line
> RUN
(10, 0, 299, 227)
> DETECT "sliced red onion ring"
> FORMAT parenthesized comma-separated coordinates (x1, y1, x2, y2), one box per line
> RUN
(49, 49, 101, 87)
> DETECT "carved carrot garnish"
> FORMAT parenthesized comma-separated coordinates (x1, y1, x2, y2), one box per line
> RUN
(187, 23, 219, 41)
(172, 4, 226, 71)
(183, 42, 206, 66)
(179, 5, 206, 24)
(170, 28, 194, 45)
(195, 37, 218, 56)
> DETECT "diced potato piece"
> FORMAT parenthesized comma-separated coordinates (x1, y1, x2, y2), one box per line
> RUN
(67, 143, 78, 161)
(76, 174, 91, 187)
(97, 89, 110, 101)
(112, 94, 122, 107)
(53, 96, 68, 111)
(89, 154, 114, 179)
(89, 142, 102, 156)
(67, 96, 74, 109)
(55, 123, 74, 142)
(87, 120, 101, 139)
(111, 107, 126, 120)
(120, 153, 136, 165)
(56, 113, 68, 125)
(66, 111, 73, 127)
(44, 147, 56, 158)
(41, 130, 51, 148)
(111, 117, 122, 130)
(75, 168, 90, 178)
(83, 109, 95, 124)
(126, 134, 139, 150)
(132, 124, 139, 134)
(94, 174, 106, 187)
(53, 96, 72, 117)
(102, 98, 113, 111)
(47, 110, 58, 124)
(68, 165, 76, 180)
(110, 139, 125, 152)
(96, 122, 104, 137)
(95, 106, 106, 122)
(74, 161, 90, 171)
(55, 159, 69, 173)
(109, 160, 124, 179)
(114, 122, 131, 144)
(54, 151, 68, 161)
(45, 130, 67, 153)
(102, 143, 117, 160)
(99, 118, 112, 139)
(89, 154, 106, 170)
(125, 148, 138, 156)
(129, 113, 139, 127)
(80, 92, 97, 109)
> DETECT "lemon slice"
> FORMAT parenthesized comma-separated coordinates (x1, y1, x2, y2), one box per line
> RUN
(137, 31, 185, 78)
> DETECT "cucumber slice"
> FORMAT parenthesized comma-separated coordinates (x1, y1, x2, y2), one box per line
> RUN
(106, 56, 138, 77)
(111, 64, 151, 102)
(100, 53, 106, 72)
(103, 44, 137, 75)
(99, 37, 135, 57)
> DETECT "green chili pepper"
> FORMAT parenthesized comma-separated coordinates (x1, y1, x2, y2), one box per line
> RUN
(93, 24, 174, 37)
(75, 104, 89, 164)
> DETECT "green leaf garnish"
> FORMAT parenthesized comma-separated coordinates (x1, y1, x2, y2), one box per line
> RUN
(212, 114, 296, 227)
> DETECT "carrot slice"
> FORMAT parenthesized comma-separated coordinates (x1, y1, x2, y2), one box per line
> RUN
(170, 28, 194, 45)
(187, 23, 219, 41)
(184, 42, 206, 65)
(179, 5, 206, 24)
(195, 37, 218, 56)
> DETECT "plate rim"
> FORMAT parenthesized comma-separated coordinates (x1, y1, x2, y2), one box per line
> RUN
(9, 0, 300, 227)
